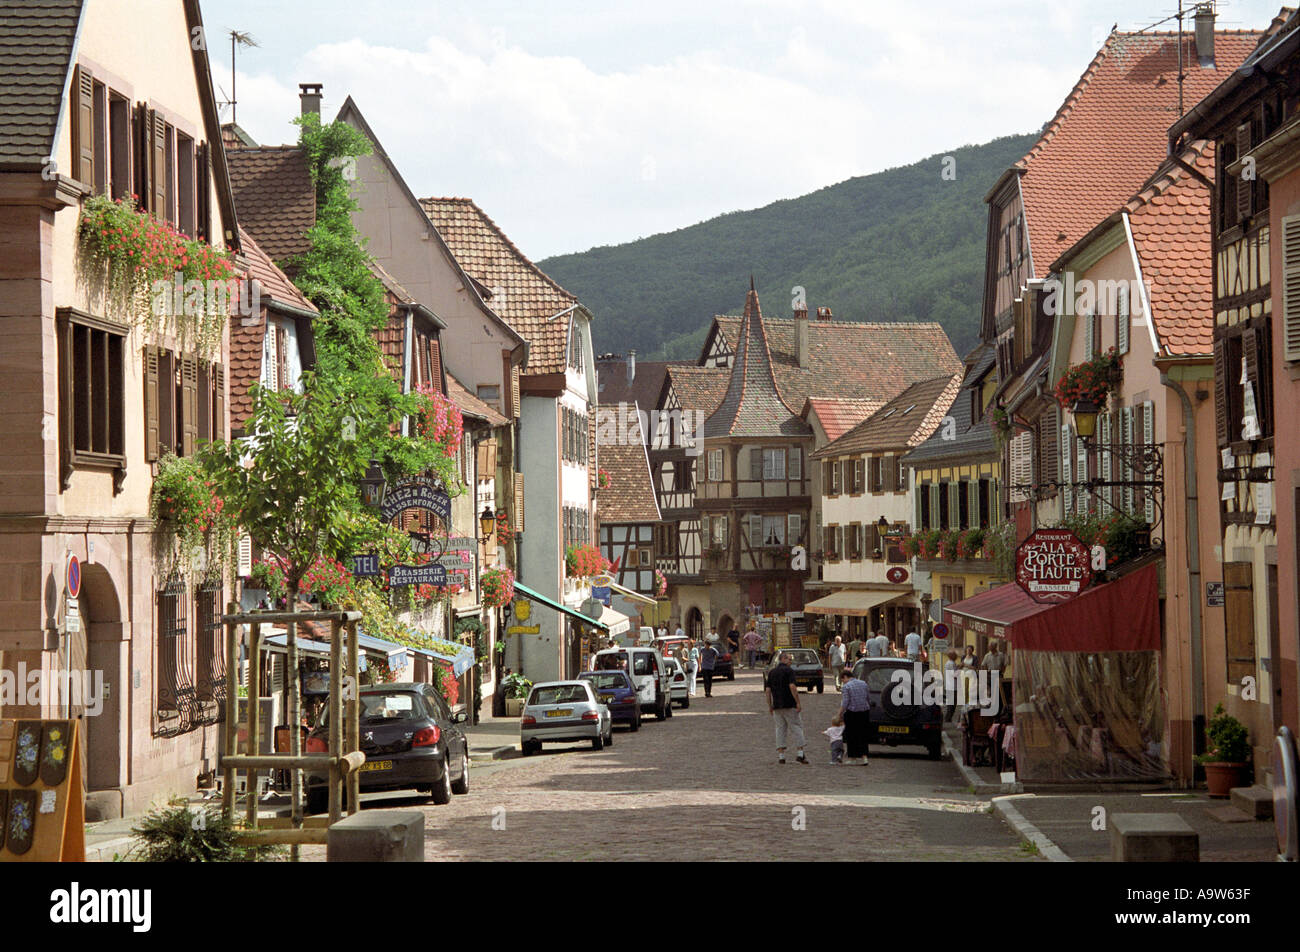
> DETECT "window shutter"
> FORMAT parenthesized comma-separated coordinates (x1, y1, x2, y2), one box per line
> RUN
(789, 447, 801, 481)
(1213, 338, 1229, 446)
(151, 111, 167, 219)
(748, 514, 762, 549)
(948, 481, 960, 529)
(237, 535, 253, 576)
(143, 346, 160, 462)
(787, 513, 801, 545)
(1236, 123, 1253, 219)
(882, 455, 894, 492)
(72, 66, 95, 185)
(929, 482, 940, 526)
(134, 103, 150, 207)
(195, 141, 210, 241)
(1244, 327, 1270, 437)
(513, 474, 525, 534)
(1042, 405, 1059, 483)
(1100, 412, 1113, 511)
(750, 448, 762, 481)
(1283, 215, 1300, 362)
(212, 363, 225, 440)
(1084, 311, 1094, 356)
(1061, 423, 1073, 515)
(180, 354, 198, 456)
(914, 480, 923, 530)
(1121, 408, 1134, 515)
(1118, 285, 1130, 356)
(719, 515, 728, 546)
(1076, 432, 1089, 514)
(276, 326, 289, 391)
(822, 460, 832, 494)
(501, 352, 513, 417)
(968, 479, 980, 529)
(1142, 401, 1155, 524)
(989, 478, 1000, 524)
(511, 366, 521, 419)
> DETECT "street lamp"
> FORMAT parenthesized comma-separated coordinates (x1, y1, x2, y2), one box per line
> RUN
(877, 515, 890, 530)
(360, 459, 387, 508)
(1071, 397, 1099, 439)
(479, 507, 496, 544)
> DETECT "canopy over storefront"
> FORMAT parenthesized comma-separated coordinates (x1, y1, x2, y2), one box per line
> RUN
(514, 581, 610, 633)
(804, 588, 907, 617)
(595, 603, 631, 637)
(607, 580, 655, 606)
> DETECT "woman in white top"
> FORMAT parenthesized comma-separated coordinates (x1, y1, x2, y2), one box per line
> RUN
(687, 641, 700, 697)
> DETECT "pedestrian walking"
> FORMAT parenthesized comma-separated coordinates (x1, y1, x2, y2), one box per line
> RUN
(981, 638, 1007, 709)
(687, 640, 700, 696)
(657, 624, 668, 640)
(904, 630, 923, 661)
(743, 626, 761, 669)
(727, 627, 741, 663)
(765, 651, 808, 764)
(839, 668, 871, 764)
(865, 631, 883, 657)
(829, 635, 846, 689)
(943, 650, 960, 721)
(824, 713, 845, 764)
(699, 640, 719, 697)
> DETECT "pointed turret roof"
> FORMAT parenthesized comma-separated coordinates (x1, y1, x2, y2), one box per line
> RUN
(704, 284, 811, 439)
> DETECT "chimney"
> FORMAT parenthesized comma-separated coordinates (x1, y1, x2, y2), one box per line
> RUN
(299, 83, 323, 116)
(627, 350, 637, 384)
(796, 307, 809, 369)
(1194, 4, 1215, 68)
(816, 306, 833, 321)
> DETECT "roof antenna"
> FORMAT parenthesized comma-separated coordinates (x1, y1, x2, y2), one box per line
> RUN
(219, 30, 260, 125)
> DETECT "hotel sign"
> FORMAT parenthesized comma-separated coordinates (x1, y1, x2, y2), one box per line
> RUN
(1015, 528, 1094, 605)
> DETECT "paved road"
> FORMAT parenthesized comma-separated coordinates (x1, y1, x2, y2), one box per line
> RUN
(311, 669, 1038, 861)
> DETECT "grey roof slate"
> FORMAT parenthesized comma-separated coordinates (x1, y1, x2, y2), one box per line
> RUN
(0, 0, 84, 170)
(903, 345, 999, 466)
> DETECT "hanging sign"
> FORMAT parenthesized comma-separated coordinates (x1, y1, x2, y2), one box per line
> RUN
(886, 566, 909, 584)
(380, 477, 450, 524)
(1015, 528, 1094, 604)
(388, 563, 447, 587)
(350, 553, 382, 578)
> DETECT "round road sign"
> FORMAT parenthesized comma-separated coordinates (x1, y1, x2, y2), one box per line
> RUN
(67, 554, 81, 598)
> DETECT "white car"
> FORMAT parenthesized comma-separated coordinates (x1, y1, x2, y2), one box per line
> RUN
(520, 680, 612, 755)
(592, 646, 674, 721)
(664, 657, 690, 709)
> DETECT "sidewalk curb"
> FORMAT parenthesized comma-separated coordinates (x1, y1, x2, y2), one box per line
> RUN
(470, 744, 519, 762)
(942, 732, 1021, 796)
(86, 835, 135, 862)
(991, 794, 1072, 862)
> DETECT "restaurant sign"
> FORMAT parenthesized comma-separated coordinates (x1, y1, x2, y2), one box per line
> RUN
(380, 476, 451, 524)
(1015, 528, 1094, 604)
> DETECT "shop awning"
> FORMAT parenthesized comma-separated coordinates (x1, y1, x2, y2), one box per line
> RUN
(607, 580, 656, 606)
(262, 633, 333, 658)
(422, 644, 477, 677)
(596, 604, 631, 637)
(513, 581, 610, 633)
(945, 565, 1160, 652)
(804, 589, 907, 616)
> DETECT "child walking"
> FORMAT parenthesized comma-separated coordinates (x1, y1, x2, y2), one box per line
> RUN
(823, 713, 845, 764)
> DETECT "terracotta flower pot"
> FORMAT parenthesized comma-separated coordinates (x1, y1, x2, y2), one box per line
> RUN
(1202, 761, 1249, 798)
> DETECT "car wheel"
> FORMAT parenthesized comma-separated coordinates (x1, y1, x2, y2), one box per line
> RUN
(680, 696, 690, 709)
(927, 741, 943, 760)
(727, 670, 735, 681)
(451, 749, 469, 794)
(605, 724, 613, 747)
(430, 756, 453, 805)
(592, 732, 604, 751)
(665, 696, 673, 718)
(630, 713, 641, 732)
(656, 694, 668, 721)
(306, 786, 329, 816)
(521, 740, 537, 756)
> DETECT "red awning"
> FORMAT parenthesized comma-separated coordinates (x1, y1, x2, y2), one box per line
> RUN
(945, 563, 1160, 653)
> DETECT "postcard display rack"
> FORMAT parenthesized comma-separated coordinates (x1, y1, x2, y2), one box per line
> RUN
(0, 719, 86, 862)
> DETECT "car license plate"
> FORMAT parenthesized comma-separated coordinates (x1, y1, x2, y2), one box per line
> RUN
(599, 695, 614, 704)
(360, 760, 393, 771)
(878, 725, 909, 734)
(546, 709, 572, 717)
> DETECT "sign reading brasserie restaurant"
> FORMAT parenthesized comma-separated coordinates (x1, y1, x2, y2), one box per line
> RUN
(1015, 528, 1094, 605)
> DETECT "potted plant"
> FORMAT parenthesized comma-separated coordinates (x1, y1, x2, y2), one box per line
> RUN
(1195, 703, 1251, 796)
(502, 673, 532, 717)
(1053, 347, 1123, 413)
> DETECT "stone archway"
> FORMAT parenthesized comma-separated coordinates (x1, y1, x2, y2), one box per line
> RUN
(685, 606, 703, 640)
(77, 562, 124, 794)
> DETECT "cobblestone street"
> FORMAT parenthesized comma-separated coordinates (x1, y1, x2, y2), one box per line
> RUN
(322, 670, 1037, 862)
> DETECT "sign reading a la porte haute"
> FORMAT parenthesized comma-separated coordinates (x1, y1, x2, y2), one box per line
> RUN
(1015, 528, 1094, 604)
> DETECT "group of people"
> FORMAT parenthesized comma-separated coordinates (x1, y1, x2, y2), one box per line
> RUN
(825, 630, 931, 688)
(763, 651, 875, 765)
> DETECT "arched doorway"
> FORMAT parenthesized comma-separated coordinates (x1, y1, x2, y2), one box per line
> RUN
(77, 562, 123, 793)
(685, 606, 703, 639)
(715, 613, 734, 639)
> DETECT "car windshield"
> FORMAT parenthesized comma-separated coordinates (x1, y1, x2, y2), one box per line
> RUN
(787, 650, 820, 665)
(864, 667, 904, 693)
(583, 672, 629, 690)
(358, 692, 423, 721)
(529, 685, 590, 706)
(596, 652, 628, 671)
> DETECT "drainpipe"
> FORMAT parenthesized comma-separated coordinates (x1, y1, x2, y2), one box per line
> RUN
(1161, 372, 1206, 767)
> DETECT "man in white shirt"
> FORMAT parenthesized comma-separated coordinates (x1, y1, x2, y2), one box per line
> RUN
(865, 633, 884, 658)
(904, 630, 923, 660)
(674, 624, 684, 638)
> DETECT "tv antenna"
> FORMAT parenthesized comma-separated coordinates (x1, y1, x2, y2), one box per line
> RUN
(218, 30, 260, 126)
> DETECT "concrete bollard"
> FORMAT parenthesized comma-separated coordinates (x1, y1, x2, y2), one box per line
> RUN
(1109, 813, 1199, 862)
(326, 809, 425, 862)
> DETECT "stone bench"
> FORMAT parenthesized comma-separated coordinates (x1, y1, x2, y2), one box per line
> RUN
(1229, 785, 1273, 820)
(1110, 813, 1199, 862)
(327, 809, 425, 862)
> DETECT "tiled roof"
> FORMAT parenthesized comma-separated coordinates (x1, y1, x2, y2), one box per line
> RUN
(802, 398, 884, 442)
(376, 312, 406, 377)
(1014, 30, 1260, 268)
(597, 409, 661, 524)
(222, 122, 258, 150)
(665, 365, 729, 417)
(422, 197, 577, 376)
(228, 229, 318, 428)
(904, 349, 999, 466)
(813, 375, 961, 458)
(0, 0, 83, 170)
(446, 372, 508, 428)
(712, 316, 962, 408)
(227, 146, 316, 266)
(596, 358, 687, 414)
(704, 285, 810, 439)
(1123, 139, 1216, 356)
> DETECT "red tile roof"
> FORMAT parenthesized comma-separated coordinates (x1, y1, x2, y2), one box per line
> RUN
(802, 398, 884, 442)
(597, 411, 661, 524)
(227, 146, 316, 266)
(1124, 139, 1216, 356)
(812, 375, 961, 458)
(1014, 30, 1260, 269)
(242, 227, 315, 314)
(421, 197, 577, 376)
(446, 372, 508, 428)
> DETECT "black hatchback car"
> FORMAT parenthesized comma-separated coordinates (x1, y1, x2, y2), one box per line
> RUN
(850, 658, 943, 759)
(305, 681, 470, 813)
(768, 648, 825, 693)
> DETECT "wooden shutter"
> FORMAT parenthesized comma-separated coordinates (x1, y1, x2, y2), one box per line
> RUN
(1100, 412, 1113, 511)
(276, 326, 289, 392)
(787, 514, 801, 546)
(1223, 562, 1256, 682)
(72, 66, 95, 185)
(1061, 423, 1073, 515)
(1213, 338, 1229, 446)
(1076, 430, 1089, 513)
(1120, 408, 1134, 515)
(513, 474, 525, 533)
(789, 447, 801, 482)
(1118, 285, 1130, 355)
(1041, 406, 1059, 483)
(750, 448, 762, 481)
(1236, 124, 1253, 219)
(948, 481, 961, 529)
(1084, 311, 1094, 356)
(511, 365, 521, 419)
(929, 483, 940, 526)
(134, 104, 150, 207)
(914, 479, 923, 529)
(1141, 401, 1155, 524)
(158, 349, 176, 456)
(501, 352, 514, 417)
(195, 141, 210, 241)
(748, 514, 762, 549)
(718, 515, 728, 546)
(151, 110, 167, 218)
(968, 479, 980, 529)
(213, 363, 225, 440)
(180, 354, 198, 456)
(143, 346, 160, 462)
(882, 455, 895, 492)
(1244, 326, 1270, 438)
(1283, 215, 1300, 362)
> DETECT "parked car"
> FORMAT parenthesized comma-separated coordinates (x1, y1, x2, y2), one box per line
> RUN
(653, 635, 690, 665)
(768, 648, 825, 693)
(578, 669, 641, 730)
(305, 681, 469, 813)
(593, 646, 673, 720)
(664, 657, 690, 708)
(520, 680, 613, 755)
(850, 658, 944, 758)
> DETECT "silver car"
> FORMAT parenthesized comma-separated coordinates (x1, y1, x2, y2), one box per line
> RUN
(664, 657, 690, 709)
(520, 680, 612, 755)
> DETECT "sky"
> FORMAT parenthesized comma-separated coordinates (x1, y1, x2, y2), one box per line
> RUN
(200, 0, 1285, 260)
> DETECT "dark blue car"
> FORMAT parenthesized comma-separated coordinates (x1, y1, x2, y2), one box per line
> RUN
(578, 670, 641, 731)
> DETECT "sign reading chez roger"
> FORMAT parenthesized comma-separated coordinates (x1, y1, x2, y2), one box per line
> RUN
(1015, 528, 1095, 604)
(380, 476, 451, 524)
